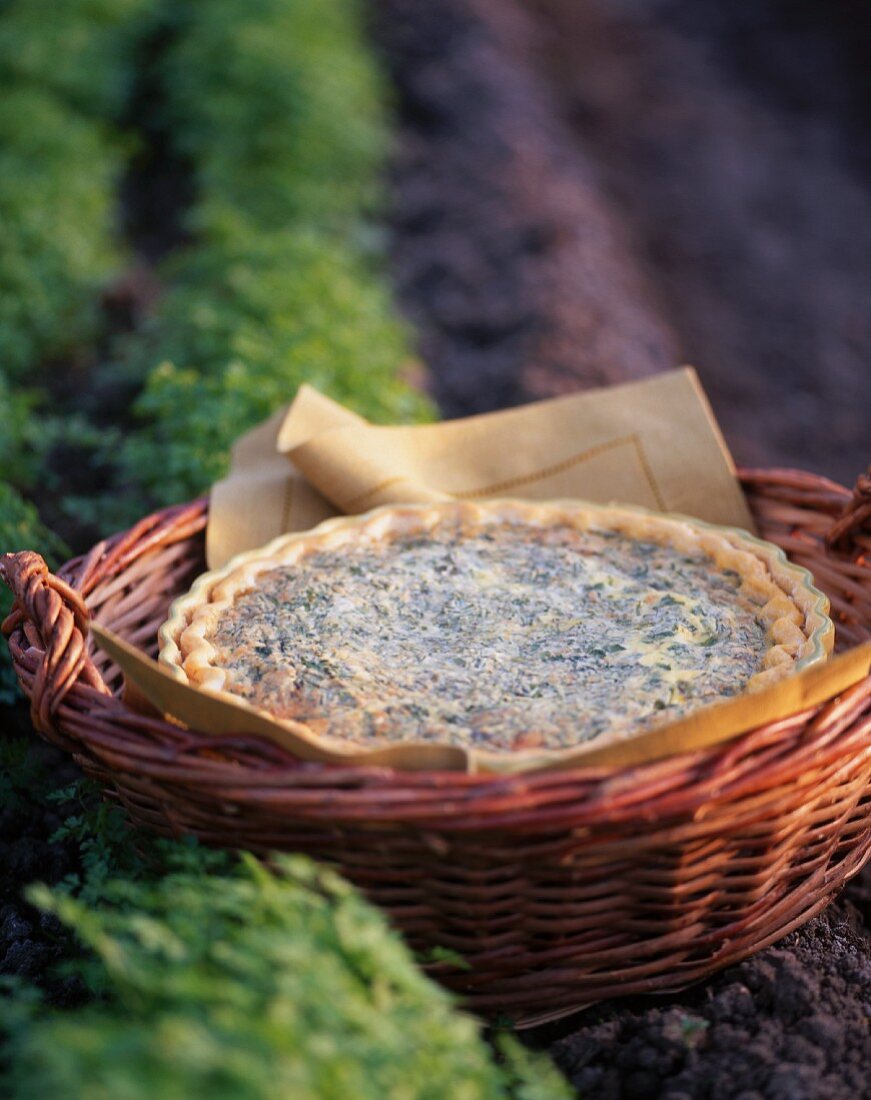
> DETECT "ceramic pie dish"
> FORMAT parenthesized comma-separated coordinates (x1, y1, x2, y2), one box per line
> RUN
(158, 499, 834, 764)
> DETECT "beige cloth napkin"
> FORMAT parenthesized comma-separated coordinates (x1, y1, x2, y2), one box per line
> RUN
(208, 367, 754, 569)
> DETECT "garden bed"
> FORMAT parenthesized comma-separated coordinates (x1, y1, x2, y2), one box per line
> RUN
(1, 0, 868, 1096)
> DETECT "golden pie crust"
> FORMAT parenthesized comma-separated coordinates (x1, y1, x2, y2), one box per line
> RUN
(159, 500, 833, 756)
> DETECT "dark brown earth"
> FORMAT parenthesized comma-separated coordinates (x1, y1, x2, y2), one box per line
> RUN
(377, 0, 677, 415)
(544, 905, 870, 1100)
(0, 737, 89, 1008)
(377, 0, 870, 484)
(526, 0, 871, 485)
(374, 1, 870, 1096)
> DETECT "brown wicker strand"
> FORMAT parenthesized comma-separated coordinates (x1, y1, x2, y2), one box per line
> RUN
(827, 466, 871, 555)
(1, 551, 110, 734)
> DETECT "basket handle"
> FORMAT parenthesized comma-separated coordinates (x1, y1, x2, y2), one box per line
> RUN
(1, 550, 109, 734)
(827, 467, 871, 554)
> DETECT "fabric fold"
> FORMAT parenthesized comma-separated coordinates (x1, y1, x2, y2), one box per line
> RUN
(207, 368, 755, 568)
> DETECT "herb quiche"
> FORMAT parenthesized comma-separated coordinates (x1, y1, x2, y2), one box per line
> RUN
(159, 500, 833, 755)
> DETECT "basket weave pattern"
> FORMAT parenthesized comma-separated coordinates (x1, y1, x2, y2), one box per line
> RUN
(3, 467, 870, 1026)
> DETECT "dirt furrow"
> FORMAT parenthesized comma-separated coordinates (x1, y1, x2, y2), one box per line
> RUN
(527, 0, 870, 485)
(374, 0, 678, 417)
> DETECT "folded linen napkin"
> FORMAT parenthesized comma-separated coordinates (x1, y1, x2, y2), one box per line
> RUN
(207, 367, 755, 569)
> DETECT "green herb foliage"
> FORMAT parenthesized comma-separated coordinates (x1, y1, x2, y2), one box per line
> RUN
(0, 0, 151, 603)
(0, 89, 122, 378)
(1, 759, 566, 1098)
(162, 0, 390, 236)
(114, 0, 433, 516)
(0, 0, 153, 118)
(0, 375, 47, 490)
(1, 853, 569, 1100)
(118, 231, 430, 507)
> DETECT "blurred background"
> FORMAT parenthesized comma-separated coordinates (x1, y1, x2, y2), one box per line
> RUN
(378, 0, 870, 484)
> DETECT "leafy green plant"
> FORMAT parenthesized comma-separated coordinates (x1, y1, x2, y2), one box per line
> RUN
(0, 0, 149, 563)
(0, 4, 545, 1095)
(112, 0, 434, 518)
(0, 0, 433, 840)
(45, 782, 230, 904)
(162, 0, 390, 236)
(0, 375, 48, 490)
(117, 230, 431, 507)
(0, 89, 122, 378)
(678, 1014, 710, 1048)
(0, 0, 153, 118)
(1, 855, 569, 1100)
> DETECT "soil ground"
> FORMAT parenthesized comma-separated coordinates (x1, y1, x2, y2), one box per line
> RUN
(375, 1, 870, 1096)
(378, 0, 870, 484)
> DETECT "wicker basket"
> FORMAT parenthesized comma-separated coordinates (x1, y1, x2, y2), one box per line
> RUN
(3, 467, 870, 1027)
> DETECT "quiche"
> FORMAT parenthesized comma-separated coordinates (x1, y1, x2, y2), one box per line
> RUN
(159, 500, 833, 757)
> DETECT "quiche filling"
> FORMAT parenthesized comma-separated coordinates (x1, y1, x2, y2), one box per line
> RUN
(201, 523, 775, 751)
